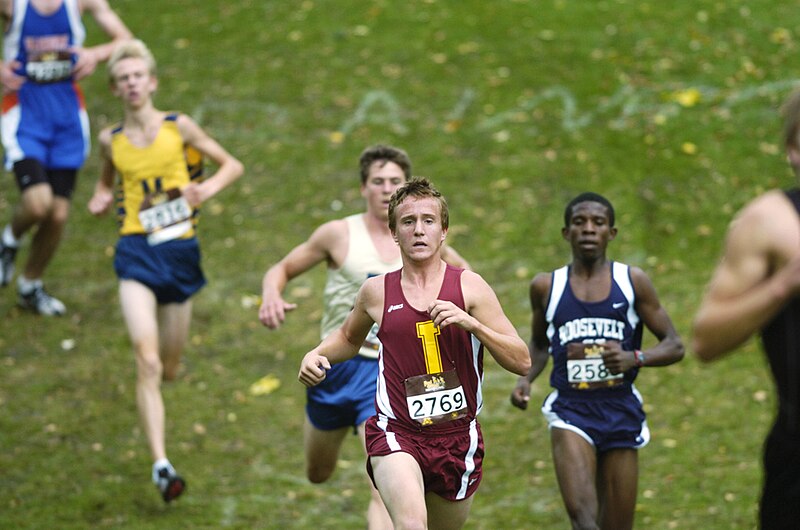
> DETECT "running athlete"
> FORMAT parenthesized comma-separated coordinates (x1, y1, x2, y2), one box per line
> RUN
(299, 178, 529, 529)
(259, 147, 470, 529)
(510, 192, 684, 530)
(0, 0, 131, 315)
(693, 88, 800, 529)
(87, 40, 243, 502)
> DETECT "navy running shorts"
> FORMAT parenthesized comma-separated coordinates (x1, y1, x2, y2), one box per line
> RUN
(114, 235, 206, 304)
(541, 387, 650, 452)
(306, 355, 378, 431)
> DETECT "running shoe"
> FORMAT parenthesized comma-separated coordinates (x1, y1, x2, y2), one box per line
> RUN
(154, 466, 186, 503)
(18, 285, 66, 316)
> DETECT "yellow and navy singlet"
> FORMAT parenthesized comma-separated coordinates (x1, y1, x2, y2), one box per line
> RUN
(112, 113, 203, 236)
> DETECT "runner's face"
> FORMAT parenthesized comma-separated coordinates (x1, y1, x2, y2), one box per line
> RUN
(110, 58, 156, 107)
(361, 161, 406, 220)
(392, 196, 447, 261)
(562, 201, 616, 259)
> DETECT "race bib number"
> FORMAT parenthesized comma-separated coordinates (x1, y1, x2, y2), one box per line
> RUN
(26, 51, 73, 83)
(138, 188, 192, 245)
(404, 369, 467, 426)
(566, 341, 623, 390)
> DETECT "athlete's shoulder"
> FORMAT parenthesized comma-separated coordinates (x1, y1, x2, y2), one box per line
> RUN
(172, 112, 204, 140)
(727, 189, 794, 252)
(358, 273, 386, 310)
(304, 217, 349, 259)
(459, 268, 498, 307)
(79, 0, 113, 15)
(625, 264, 651, 292)
(458, 268, 483, 287)
(363, 272, 385, 290)
(743, 189, 795, 223)
(98, 123, 121, 146)
(532, 270, 553, 287)
(313, 217, 349, 240)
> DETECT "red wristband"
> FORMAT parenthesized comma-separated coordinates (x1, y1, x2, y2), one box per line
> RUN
(634, 350, 645, 367)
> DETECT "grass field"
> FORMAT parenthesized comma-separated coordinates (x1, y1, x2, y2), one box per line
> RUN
(1, 1, 796, 528)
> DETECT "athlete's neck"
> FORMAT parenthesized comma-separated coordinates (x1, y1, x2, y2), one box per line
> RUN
(571, 257, 609, 279)
(29, 0, 63, 17)
(122, 105, 165, 146)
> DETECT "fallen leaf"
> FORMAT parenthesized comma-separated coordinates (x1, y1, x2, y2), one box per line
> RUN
(250, 374, 281, 396)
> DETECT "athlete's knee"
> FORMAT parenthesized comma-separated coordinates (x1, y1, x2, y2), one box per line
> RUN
(161, 360, 181, 382)
(160, 341, 185, 381)
(390, 513, 426, 530)
(21, 191, 54, 222)
(47, 203, 70, 227)
(566, 508, 600, 530)
(135, 349, 163, 382)
(162, 367, 178, 382)
(306, 461, 336, 484)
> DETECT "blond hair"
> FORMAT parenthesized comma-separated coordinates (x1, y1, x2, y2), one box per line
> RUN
(108, 39, 157, 83)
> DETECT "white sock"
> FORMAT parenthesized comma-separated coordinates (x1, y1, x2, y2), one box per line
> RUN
(17, 276, 42, 294)
(2, 225, 19, 248)
(152, 458, 173, 483)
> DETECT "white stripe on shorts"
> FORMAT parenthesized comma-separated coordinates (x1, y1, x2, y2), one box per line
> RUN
(456, 419, 479, 500)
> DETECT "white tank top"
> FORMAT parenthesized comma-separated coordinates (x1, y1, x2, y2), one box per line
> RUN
(320, 214, 402, 358)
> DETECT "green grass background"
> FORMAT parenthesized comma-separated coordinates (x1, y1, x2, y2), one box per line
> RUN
(1, 0, 796, 528)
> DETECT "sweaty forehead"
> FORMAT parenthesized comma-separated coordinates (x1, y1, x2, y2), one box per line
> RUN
(397, 196, 440, 216)
(570, 201, 609, 220)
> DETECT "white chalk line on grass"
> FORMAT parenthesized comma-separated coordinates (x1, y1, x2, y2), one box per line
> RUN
(192, 79, 800, 139)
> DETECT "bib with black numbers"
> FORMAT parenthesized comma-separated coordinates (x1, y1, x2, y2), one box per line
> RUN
(26, 51, 72, 83)
(566, 340, 624, 390)
(404, 369, 467, 426)
(138, 188, 192, 245)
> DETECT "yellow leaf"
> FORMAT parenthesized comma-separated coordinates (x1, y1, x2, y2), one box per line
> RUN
(250, 374, 281, 396)
(671, 88, 701, 107)
(770, 27, 791, 44)
(444, 120, 461, 133)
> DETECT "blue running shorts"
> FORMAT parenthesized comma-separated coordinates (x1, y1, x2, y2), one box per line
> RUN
(306, 355, 378, 431)
(2, 83, 89, 171)
(541, 387, 650, 452)
(114, 235, 206, 304)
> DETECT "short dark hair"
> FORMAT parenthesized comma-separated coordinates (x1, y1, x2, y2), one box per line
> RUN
(358, 144, 412, 184)
(564, 192, 615, 227)
(388, 177, 449, 232)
